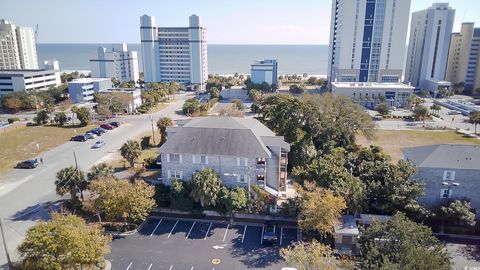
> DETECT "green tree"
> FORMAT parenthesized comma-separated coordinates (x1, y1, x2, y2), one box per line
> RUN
(35, 110, 49, 125)
(170, 177, 194, 211)
(297, 187, 346, 236)
(70, 105, 78, 125)
(168, 80, 177, 99)
(439, 200, 476, 226)
(280, 240, 339, 270)
(220, 187, 247, 215)
(208, 86, 220, 99)
(182, 98, 201, 114)
(359, 212, 451, 270)
(231, 98, 243, 110)
(469, 111, 480, 134)
(54, 112, 67, 126)
(473, 88, 480, 97)
(120, 140, 141, 167)
(375, 102, 390, 116)
(86, 177, 156, 224)
(190, 168, 222, 207)
(413, 105, 429, 124)
(430, 104, 441, 116)
(87, 162, 113, 181)
(248, 89, 262, 105)
(2, 96, 22, 112)
(289, 84, 306, 94)
(76, 107, 92, 126)
(18, 213, 111, 270)
(55, 166, 88, 204)
(157, 117, 173, 145)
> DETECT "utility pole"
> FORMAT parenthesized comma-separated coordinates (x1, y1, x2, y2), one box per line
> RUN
(0, 219, 13, 269)
(150, 115, 156, 145)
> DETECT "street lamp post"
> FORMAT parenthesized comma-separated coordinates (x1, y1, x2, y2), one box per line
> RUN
(0, 219, 13, 269)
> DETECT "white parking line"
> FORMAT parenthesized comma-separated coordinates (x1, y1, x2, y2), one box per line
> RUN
(168, 220, 179, 238)
(190, 267, 194, 270)
(186, 221, 196, 239)
(261, 225, 265, 244)
(280, 227, 283, 246)
(150, 218, 163, 236)
(169, 265, 173, 270)
(125, 262, 132, 270)
(222, 223, 230, 242)
(204, 222, 212, 240)
(147, 263, 152, 270)
(241, 225, 247, 243)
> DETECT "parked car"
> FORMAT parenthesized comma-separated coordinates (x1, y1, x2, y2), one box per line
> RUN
(70, 135, 87, 142)
(84, 132, 96, 140)
(89, 128, 106, 136)
(100, 124, 114, 130)
(447, 110, 461, 115)
(262, 221, 277, 245)
(16, 159, 39, 169)
(91, 140, 105, 149)
(109, 121, 120, 128)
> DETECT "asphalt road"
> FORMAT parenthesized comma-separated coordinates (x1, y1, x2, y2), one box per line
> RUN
(0, 93, 193, 268)
(108, 217, 298, 270)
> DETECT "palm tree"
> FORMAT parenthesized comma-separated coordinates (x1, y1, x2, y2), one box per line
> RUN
(70, 105, 78, 126)
(120, 140, 141, 168)
(190, 168, 222, 207)
(156, 117, 173, 145)
(469, 112, 480, 134)
(87, 163, 113, 181)
(168, 81, 176, 100)
(55, 166, 87, 203)
(413, 105, 429, 125)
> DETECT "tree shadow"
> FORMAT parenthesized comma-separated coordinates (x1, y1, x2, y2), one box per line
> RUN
(229, 240, 284, 269)
(10, 201, 62, 221)
(458, 244, 480, 262)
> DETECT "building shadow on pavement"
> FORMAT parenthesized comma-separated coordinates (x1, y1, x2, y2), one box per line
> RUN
(229, 240, 283, 269)
(10, 200, 62, 221)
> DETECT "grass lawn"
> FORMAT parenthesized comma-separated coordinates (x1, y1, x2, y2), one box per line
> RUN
(148, 101, 170, 113)
(0, 124, 94, 175)
(356, 130, 480, 161)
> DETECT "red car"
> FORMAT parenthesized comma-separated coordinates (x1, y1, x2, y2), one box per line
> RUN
(100, 124, 114, 130)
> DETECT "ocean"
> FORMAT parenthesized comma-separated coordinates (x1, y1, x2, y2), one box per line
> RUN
(36, 44, 329, 76)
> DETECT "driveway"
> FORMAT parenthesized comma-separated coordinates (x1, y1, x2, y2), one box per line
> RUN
(0, 93, 193, 269)
(108, 217, 298, 270)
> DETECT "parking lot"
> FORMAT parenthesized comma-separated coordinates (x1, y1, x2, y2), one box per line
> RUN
(107, 217, 298, 270)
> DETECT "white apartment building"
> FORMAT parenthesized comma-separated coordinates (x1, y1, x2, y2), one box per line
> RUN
(140, 14, 208, 90)
(405, 3, 455, 93)
(67, 78, 112, 103)
(331, 82, 414, 108)
(328, 0, 411, 84)
(446, 23, 480, 92)
(0, 60, 60, 95)
(100, 88, 142, 113)
(251, 59, 278, 85)
(0, 19, 38, 70)
(90, 44, 139, 83)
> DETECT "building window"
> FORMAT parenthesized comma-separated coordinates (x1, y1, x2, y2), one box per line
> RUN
(168, 153, 181, 163)
(237, 174, 248, 183)
(236, 157, 248, 166)
(440, 189, 451, 199)
(443, 170, 455, 181)
(167, 170, 183, 180)
(193, 155, 207, 164)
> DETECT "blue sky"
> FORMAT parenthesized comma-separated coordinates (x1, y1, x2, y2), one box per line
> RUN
(1, 0, 479, 44)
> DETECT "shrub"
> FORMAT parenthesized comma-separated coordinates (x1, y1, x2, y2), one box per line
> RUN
(154, 184, 171, 208)
(231, 99, 243, 110)
(7, 117, 20, 124)
(140, 136, 151, 149)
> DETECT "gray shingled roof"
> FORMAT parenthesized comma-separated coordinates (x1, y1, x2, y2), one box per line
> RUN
(160, 117, 289, 157)
(402, 144, 480, 170)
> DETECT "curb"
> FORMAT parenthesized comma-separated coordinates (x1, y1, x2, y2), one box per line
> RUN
(104, 260, 111, 270)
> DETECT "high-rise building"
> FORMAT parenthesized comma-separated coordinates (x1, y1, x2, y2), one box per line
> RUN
(0, 19, 38, 70)
(404, 3, 455, 92)
(251, 59, 278, 85)
(446, 23, 480, 92)
(328, 0, 411, 84)
(90, 43, 139, 83)
(140, 14, 208, 90)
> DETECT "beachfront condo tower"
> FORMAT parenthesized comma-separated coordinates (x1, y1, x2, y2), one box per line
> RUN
(140, 14, 208, 90)
(251, 59, 278, 86)
(446, 23, 480, 93)
(0, 19, 38, 70)
(327, 0, 411, 84)
(404, 3, 455, 93)
(90, 43, 140, 83)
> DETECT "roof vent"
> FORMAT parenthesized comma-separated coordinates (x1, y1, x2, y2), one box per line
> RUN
(191, 136, 196, 141)
(220, 137, 225, 141)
